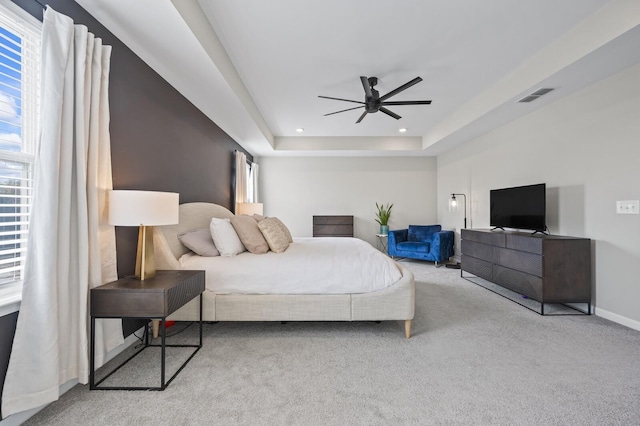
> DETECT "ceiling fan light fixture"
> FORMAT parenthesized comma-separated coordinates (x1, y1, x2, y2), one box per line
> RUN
(319, 76, 432, 124)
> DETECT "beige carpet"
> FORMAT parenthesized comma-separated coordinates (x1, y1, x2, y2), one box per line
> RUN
(23, 260, 640, 425)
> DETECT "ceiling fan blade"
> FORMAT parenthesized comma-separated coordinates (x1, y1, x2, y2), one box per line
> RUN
(379, 107, 401, 120)
(360, 76, 373, 98)
(355, 111, 368, 123)
(318, 95, 365, 105)
(324, 105, 364, 116)
(379, 77, 423, 102)
(381, 100, 432, 105)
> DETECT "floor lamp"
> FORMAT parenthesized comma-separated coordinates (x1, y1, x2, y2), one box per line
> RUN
(446, 193, 467, 269)
(449, 193, 467, 229)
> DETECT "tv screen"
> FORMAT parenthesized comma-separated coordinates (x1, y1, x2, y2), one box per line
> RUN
(490, 183, 546, 231)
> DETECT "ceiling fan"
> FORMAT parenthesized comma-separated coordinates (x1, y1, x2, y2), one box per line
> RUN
(318, 76, 432, 123)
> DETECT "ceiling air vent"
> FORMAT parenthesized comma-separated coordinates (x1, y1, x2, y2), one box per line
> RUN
(518, 87, 555, 103)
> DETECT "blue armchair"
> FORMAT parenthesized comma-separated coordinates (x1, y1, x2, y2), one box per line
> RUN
(388, 225, 454, 266)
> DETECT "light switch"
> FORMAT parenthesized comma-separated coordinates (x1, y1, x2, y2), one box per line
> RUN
(616, 200, 640, 214)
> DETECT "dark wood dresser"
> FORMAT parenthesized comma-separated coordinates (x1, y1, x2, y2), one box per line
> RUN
(313, 215, 354, 237)
(461, 229, 591, 314)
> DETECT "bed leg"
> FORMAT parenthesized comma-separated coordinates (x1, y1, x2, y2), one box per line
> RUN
(152, 320, 160, 339)
(404, 320, 411, 339)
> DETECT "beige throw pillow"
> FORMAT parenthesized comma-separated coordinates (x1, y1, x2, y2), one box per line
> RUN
(209, 217, 246, 256)
(258, 217, 290, 253)
(230, 215, 269, 254)
(272, 217, 293, 243)
(178, 228, 220, 257)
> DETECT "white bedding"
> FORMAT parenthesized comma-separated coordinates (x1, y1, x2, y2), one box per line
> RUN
(179, 237, 402, 295)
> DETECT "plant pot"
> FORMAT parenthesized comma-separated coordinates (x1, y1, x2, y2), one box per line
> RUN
(379, 225, 389, 235)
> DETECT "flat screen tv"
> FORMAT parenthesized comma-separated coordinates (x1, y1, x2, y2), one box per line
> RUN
(490, 183, 546, 232)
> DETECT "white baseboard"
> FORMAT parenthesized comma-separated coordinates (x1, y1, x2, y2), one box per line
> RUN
(0, 328, 142, 426)
(595, 307, 640, 332)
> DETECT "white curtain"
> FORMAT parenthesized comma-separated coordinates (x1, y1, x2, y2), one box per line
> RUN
(235, 151, 260, 207)
(249, 162, 259, 203)
(234, 150, 248, 211)
(2, 8, 123, 416)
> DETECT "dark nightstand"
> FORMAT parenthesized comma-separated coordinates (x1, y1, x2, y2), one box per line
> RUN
(90, 270, 205, 391)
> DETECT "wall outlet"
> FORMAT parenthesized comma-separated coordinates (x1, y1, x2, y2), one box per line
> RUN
(616, 200, 640, 214)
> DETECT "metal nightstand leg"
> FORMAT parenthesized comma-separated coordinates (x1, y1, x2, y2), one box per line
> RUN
(89, 316, 95, 389)
(161, 319, 166, 389)
(90, 293, 204, 391)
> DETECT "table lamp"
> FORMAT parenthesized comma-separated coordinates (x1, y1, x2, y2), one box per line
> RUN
(109, 190, 179, 280)
(236, 202, 264, 216)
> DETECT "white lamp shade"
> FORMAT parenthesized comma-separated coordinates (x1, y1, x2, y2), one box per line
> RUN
(236, 202, 264, 216)
(109, 190, 179, 226)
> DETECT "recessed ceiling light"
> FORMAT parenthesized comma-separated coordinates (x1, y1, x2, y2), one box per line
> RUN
(296, 128, 304, 133)
(398, 128, 407, 133)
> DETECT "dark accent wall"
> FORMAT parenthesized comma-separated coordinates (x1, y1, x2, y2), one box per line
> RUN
(10, 0, 252, 277)
(1, 0, 252, 416)
(0, 312, 18, 419)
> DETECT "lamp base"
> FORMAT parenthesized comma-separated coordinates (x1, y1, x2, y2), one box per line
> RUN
(135, 225, 156, 280)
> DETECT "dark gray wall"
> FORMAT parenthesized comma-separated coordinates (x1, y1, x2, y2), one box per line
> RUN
(1, 0, 252, 417)
(9, 0, 252, 277)
(0, 312, 18, 419)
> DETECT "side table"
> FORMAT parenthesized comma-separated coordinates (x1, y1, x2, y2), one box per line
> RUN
(90, 270, 205, 391)
(376, 234, 388, 253)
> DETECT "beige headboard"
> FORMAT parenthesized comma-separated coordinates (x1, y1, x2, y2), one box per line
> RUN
(154, 202, 234, 269)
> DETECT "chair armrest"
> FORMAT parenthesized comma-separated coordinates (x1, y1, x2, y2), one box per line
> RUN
(387, 229, 407, 256)
(429, 231, 455, 260)
(388, 229, 408, 247)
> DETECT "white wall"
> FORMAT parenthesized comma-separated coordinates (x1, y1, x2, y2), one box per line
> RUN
(438, 62, 640, 327)
(260, 156, 437, 247)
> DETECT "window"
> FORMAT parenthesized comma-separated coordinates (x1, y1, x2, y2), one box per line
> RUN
(0, 1, 40, 293)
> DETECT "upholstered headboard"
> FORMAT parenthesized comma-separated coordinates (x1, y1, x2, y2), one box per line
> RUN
(154, 202, 234, 269)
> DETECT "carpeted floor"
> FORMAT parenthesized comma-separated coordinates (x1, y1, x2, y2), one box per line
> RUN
(23, 260, 640, 425)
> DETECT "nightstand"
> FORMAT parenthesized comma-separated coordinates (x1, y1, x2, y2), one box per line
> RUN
(90, 270, 205, 391)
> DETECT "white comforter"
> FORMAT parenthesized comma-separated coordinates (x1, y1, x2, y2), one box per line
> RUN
(179, 237, 402, 294)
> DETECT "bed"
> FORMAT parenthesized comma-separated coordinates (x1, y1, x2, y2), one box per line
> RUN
(153, 202, 415, 338)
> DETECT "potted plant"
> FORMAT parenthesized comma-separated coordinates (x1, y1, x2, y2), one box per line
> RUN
(375, 202, 393, 235)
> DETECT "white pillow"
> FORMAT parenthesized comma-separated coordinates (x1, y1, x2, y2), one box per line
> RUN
(209, 217, 246, 256)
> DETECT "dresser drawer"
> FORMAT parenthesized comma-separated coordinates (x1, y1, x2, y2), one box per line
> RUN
(461, 255, 492, 281)
(495, 247, 542, 277)
(506, 234, 543, 254)
(462, 229, 505, 247)
(492, 265, 543, 301)
(167, 272, 205, 315)
(461, 240, 495, 263)
(312, 215, 353, 225)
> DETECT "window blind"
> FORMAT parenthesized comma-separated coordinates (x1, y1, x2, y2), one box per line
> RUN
(0, 2, 40, 287)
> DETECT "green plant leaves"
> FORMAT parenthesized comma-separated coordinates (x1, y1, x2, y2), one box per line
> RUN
(375, 202, 393, 226)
